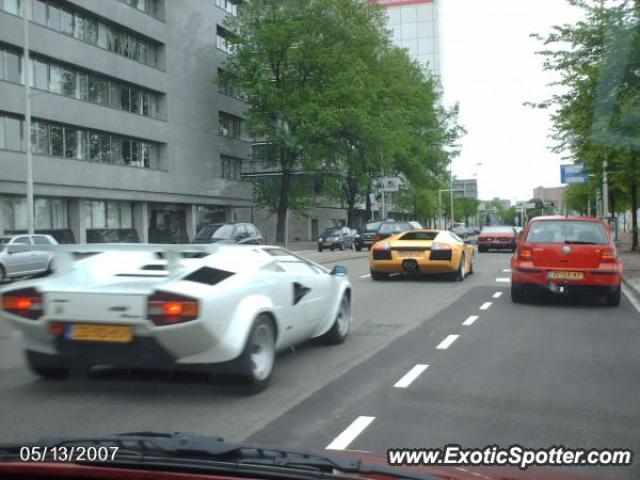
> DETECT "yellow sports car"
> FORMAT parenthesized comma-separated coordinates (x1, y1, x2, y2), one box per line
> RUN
(369, 229, 475, 281)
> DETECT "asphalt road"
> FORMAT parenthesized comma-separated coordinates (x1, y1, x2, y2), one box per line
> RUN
(1, 250, 639, 479)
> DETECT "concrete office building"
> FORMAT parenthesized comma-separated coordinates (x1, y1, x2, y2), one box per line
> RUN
(0, 0, 251, 243)
(533, 186, 566, 213)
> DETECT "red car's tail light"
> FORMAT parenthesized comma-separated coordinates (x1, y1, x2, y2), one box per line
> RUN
(431, 242, 452, 251)
(518, 247, 533, 259)
(147, 291, 199, 326)
(1, 288, 44, 320)
(600, 248, 616, 263)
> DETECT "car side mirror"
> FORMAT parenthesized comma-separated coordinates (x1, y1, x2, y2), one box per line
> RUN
(330, 265, 348, 277)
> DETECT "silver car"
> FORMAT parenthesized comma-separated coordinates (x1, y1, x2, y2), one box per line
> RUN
(0, 234, 58, 282)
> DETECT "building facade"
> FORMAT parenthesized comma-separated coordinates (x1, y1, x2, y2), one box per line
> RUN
(533, 186, 566, 213)
(372, 0, 440, 77)
(0, 0, 251, 243)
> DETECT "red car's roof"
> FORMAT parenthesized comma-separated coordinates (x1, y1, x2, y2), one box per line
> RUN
(529, 216, 603, 223)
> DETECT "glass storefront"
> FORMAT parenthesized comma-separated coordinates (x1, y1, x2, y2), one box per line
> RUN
(1, 195, 69, 231)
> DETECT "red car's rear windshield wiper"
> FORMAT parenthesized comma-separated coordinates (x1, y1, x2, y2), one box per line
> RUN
(564, 240, 597, 245)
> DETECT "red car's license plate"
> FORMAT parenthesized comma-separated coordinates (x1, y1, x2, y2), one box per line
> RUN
(548, 271, 584, 280)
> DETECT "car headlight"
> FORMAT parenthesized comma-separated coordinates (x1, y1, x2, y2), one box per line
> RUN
(318, 237, 323, 242)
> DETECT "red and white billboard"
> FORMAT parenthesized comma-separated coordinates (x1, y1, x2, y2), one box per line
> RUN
(370, 0, 433, 7)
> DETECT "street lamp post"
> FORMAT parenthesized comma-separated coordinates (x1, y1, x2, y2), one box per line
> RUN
(22, 0, 34, 234)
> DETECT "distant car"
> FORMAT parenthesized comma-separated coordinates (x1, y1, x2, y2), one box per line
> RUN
(451, 225, 469, 237)
(192, 223, 264, 245)
(0, 244, 353, 391)
(511, 216, 622, 306)
(370, 229, 475, 281)
(0, 234, 58, 282)
(477, 225, 517, 252)
(408, 221, 423, 229)
(357, 221, 385, 250)
(317, 226, 354, 252)
(373, 221, 414, 242)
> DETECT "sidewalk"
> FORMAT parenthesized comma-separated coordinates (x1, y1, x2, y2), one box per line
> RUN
(617, 232, 640, 301)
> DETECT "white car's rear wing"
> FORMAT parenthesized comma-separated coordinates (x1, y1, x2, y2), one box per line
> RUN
(5, 243, 222, 276)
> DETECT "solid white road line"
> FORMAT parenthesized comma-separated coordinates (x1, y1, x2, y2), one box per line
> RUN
(479, 302, 492, 310)
(622, 284, 640, 312)
(496, 277, 511, 283)
(436, 334, 459, 350)
(326, 416, 375, 450)
(360, 273, 371, 279)
(393, 364, 429, 388)
(462, 315, 479, 326)
(492, 292, 503, 298)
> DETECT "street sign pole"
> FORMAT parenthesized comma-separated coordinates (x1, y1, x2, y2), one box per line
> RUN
(602, 155, 608, 220)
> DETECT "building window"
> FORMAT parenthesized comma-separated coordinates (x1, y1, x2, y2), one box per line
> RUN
(0, 196, 68, 231)
(216, 26, 234, 54)
(85, 200, 134, 229)
(215, 0, 239, 16)
(118, 0, 161, 19)
(0, 113, 161, 168)
(0, 0, 21, 15)
(27, 0, 160, 67)
(221, 155, 243, 180)
(218, 112, 244, 139)
(2, 49, 162, 118)
(0, 115, 22, 151)
(0, 48, 21, 83)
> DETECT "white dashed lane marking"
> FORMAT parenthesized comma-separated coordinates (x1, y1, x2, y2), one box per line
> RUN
(326, 416, 375, 450)
(462, 315, 479, 326)
(393, 364, 429, 388)
(496, 277, 511, 283)
(360, 273, 371, 279)
(436, 334, 459, 350)
(502, 268, 511, 272)
(480, 302, 492, 310)
(492, 291, 503, 298)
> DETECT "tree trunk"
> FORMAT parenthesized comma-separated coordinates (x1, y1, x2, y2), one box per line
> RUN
(631, 151, 638, 251)
(631, 180, 638, 252)
(344, 174, 358, 228)
(364, 176, 372, 221)
(275, 151, 291, 244)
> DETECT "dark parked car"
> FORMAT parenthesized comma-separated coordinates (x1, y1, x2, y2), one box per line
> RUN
(192, 223, 264, 244)
(373, 221, 414, 242)
(317, 226, 355, 251)
(357, 221, 385, 250)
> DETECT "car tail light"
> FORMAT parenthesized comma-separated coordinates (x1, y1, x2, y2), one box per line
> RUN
(1, 288, 43, 320)
(600, 248, 616, 263)
(147, 291, 199, 326)
(431, 242, 452, 251)
(518, 247, 533, 259)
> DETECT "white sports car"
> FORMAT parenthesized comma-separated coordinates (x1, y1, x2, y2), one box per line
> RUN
(0, 244, 352, 392)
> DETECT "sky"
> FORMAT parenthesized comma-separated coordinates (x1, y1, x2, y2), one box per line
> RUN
(439, 0, 584, 203)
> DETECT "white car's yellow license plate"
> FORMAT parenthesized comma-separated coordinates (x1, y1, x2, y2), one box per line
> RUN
(548, 271, 584, 280)
(398, 250, 422, 258)
(68, 324, 133, 343)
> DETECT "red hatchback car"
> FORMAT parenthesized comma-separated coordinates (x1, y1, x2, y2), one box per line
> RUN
(511, 216, 623, 305)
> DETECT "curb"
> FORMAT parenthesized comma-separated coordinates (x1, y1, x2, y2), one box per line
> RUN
(317, 253, 368, 265)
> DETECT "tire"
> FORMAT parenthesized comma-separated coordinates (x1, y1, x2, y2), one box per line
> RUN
(339, 242, 345, 251)
(371, 270, 389, 281)
(26, 350, 70, 380)
(356, 245, 362, 252)
(321, 294, 351, 345)
(0, 264, 6, 283)
(468, 255, 474, 274)
(511, 282, 525, 303)
(478, 245, 486, 253)
(236, 315, 276, 393)
(318, 246, 323, 252)
(452, 254, 465, 282)
(606, 286, 621, 306)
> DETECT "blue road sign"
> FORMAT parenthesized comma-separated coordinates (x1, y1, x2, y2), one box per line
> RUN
(560, 164, 588, 184)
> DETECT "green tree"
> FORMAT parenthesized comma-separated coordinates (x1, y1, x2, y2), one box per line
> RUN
(532, 0, 640, 249)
